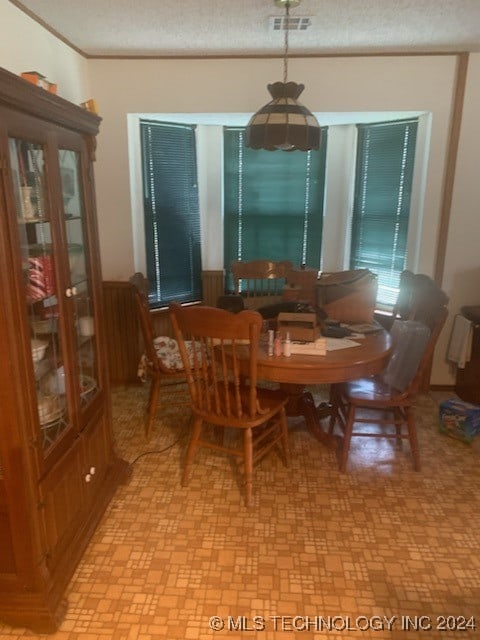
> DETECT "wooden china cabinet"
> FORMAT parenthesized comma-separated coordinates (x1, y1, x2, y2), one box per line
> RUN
(0, 67, 128, 632)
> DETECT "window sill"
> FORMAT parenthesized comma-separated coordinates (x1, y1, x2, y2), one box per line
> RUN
(150, 300, 203, 314)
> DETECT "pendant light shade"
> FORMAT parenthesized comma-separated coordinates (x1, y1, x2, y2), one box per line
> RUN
(245, 81, 320, 151)
(245, 0, 320, 152)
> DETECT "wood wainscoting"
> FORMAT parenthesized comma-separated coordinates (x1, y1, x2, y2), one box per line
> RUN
(103, 270, 225, 385)
(201, 270, 224, 307)
(102, 281, 140, 384)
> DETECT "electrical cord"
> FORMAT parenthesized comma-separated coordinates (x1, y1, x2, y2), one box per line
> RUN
(129, 429, 188, 465)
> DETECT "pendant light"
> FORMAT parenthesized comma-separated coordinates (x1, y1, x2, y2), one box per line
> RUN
(245, 0, 320, 151)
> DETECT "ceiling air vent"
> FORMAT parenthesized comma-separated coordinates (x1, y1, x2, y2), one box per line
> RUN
(269, 16, 313, 31)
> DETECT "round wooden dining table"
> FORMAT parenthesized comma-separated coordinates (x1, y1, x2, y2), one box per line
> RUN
(249, 330, 392, 448)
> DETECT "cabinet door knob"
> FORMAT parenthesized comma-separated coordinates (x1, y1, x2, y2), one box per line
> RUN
(85, 473, 92, 483)
(65, 286, 78, 297)
(90, 466, 96, 475)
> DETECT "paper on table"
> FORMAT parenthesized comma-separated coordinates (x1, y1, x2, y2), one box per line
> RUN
(326, 337, 361, 351)
(289, 337, 361, 355)
(290, 338, 327, 356)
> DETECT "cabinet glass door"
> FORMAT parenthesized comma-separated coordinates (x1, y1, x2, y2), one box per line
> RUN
(59, 149, 99, 407)
(9, 138, 71, 451)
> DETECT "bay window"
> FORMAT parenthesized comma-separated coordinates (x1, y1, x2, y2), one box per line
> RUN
(136, 115, 422, 309)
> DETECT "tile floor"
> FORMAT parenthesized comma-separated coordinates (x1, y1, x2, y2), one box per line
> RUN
(1, 383, 479, 639)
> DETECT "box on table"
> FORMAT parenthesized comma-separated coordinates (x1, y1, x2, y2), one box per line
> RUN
(277, 312, 317, 342)
(439, 398, 480, 443)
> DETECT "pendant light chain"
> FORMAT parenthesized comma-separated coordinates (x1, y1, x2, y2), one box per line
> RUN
(283, 1, 290, 85)
(244, 0, 320, 151)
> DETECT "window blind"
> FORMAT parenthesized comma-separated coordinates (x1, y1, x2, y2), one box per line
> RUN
(350, 119, 418, 306)
(223, 127, 328, 290)
(140, 120, 202, 307)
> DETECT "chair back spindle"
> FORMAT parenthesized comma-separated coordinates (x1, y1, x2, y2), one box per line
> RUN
(230, 259, 293, 309)
(170, 304, 262, 422)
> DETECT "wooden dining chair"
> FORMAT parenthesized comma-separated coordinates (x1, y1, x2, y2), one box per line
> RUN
(129, 273, 188, 439)
(230, 259, 293, 310)
(329, 275, 448, 472)
(169, 302, 290, 508)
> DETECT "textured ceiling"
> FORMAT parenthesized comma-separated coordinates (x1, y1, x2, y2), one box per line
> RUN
(10, 0, 480, 58)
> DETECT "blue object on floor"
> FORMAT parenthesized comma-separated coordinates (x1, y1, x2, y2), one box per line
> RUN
(439, 398, 480, 443)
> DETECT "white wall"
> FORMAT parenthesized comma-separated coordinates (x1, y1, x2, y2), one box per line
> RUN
(2, 2, 479, 386)
(196, 125, 224, 272)
(322, 124, 358, 270)
(436, 53, 480, 384)
(0, 1, 90, 104)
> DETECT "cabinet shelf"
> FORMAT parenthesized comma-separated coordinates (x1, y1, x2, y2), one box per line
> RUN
(18, 217, 51, 225)
(26, 293, 58, 306)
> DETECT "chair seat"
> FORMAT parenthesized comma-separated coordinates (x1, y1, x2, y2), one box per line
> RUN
(138, 336, 204, 381)
(335, 377, 407, 406)
(153, 336, 202, 370)
(152, 336, 184, 370)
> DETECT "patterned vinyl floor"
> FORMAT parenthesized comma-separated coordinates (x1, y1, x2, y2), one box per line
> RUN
(1, 383, 479, 639)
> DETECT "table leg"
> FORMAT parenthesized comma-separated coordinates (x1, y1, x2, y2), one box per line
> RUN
(280, 384, 339, 449)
